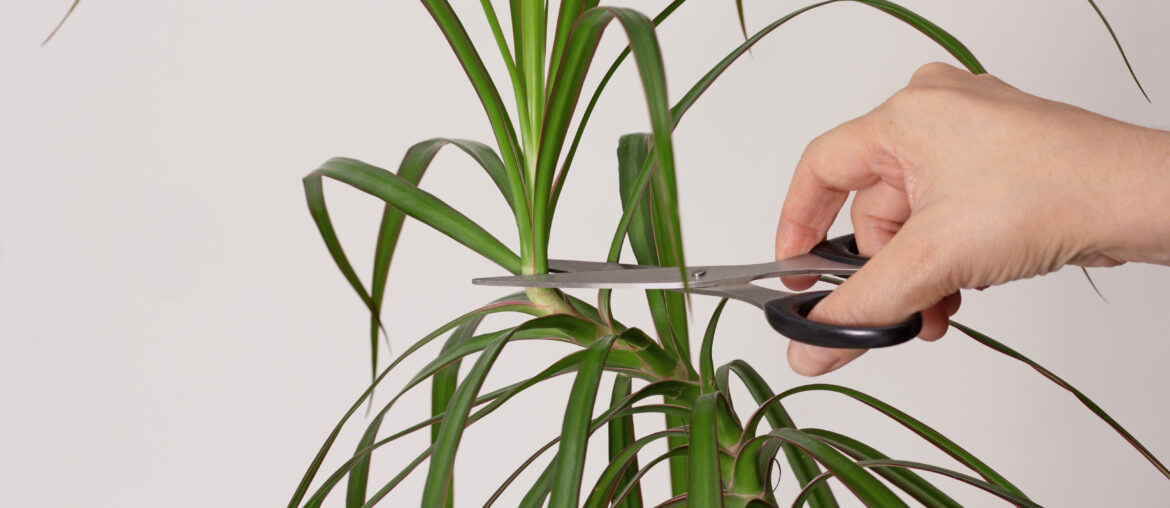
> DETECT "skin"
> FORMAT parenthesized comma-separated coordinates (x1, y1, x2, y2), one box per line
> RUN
(776, 62, 1170, 376)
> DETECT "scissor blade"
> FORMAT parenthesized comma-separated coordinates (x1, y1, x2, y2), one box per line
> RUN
(472, 253, 860, 290)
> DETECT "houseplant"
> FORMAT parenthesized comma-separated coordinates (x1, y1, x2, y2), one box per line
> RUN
(273, 1, 1169, 506)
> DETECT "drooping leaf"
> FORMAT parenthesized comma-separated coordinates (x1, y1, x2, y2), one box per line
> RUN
(287, 297, 534, 508)
(792, 459, 1040, 508)
(42, 0, 80, 45)
(583, 430, 690, 508)
(364, 138, 516, 383)
(307, 157, 522, 275)
(803, 428, 961, 508)
(748, 383, 1027, 499)
(488, 380, 699, 505)
(611, 446, 689, 507)
(741, 429, 908, 507)
(953, 320, 1170, 480)
(501, 404, 693, 508)
(1086, 0, 1150, 101)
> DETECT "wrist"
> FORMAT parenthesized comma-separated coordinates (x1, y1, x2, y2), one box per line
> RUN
(1096, 125, 1170, 265)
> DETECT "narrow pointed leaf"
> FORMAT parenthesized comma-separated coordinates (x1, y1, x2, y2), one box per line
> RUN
(616, 132, 693, 372)
(699, 299, 729, 394)
(583, 430, 690, 508)
(42, 0, 80, 45)
(792, 459, 1040, 508)
(744, 429, 907, 507)
(752, 383, 1027, 499)
(550, 333, 620, 507)
(488, 380, 699, 505)
(287, 297, 534, 508)
(421, 329, 515, 506)
(421, 0, 526, 183)
(1086, 0, 1149, 101)
(803, 428, 960, 508)
(953, 320, 1170, 479)
(533, 7, 684, 286)
(308, 157, 521, 274)
(612, 446, 689, 507)
(549, 0, 685, 215)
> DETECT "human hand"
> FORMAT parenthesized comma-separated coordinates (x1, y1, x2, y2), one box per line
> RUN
(776, 62, 1170, 376)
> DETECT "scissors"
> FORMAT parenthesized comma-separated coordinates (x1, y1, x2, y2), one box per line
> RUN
(473, 234, 922, 349)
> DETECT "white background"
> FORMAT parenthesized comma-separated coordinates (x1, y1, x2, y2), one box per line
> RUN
(3, 1, 1169, 506)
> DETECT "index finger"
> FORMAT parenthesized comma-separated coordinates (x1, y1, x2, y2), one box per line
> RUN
(776, 115, 893, 258)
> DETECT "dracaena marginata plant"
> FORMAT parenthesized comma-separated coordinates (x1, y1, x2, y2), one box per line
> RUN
(284, 1, 1168, 506)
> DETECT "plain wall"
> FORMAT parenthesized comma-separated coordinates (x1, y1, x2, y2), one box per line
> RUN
(3, 1, 1169, 506)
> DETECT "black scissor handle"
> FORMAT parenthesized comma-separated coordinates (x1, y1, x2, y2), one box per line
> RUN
(810, 234, 867, 267)
(763, 291, 922, 348)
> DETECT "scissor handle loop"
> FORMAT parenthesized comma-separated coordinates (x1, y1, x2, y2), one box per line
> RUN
(810, 234, 867, 267)
(763, 291, 921, 348)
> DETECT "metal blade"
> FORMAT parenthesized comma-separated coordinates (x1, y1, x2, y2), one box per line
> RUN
(473, 253, 860, 289)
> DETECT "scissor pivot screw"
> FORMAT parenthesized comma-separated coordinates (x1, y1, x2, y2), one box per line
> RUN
(690, 269, 706, 279)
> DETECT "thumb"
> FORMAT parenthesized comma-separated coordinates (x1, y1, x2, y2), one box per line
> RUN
(787, 222, 954, 375)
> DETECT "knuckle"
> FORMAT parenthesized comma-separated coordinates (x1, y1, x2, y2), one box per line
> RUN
(909, 61, 960, 84)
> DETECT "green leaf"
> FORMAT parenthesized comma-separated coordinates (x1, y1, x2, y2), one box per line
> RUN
(488, 380, 699, 505)
(615, 133, 694, 373)
(734, 0, 748, 39)
(364, 138, 517, 384)
(478, 0, 530, 147)
(606, 375, 644, 508)
(345, 305, 482, 507)
(953, 320, 1170, 480)
(547, 0, 585, 97)
(611, 446, 689, 507)
(517, 0, 546, 183)
(614, 131, 695, 497)
(688, 393, 727, 508)
(676, 0, 983, 126)
(425, 316, 487, 508)
(699, 299, 729, 394)
(803, 428, 961, 508)
(307, 157, 522, 274)
(792, 459, 1040, 508)
(750, 383, 1027, 499)
(421, 0, 527, 189)
(502, 404, 693, 508)
(583, 430, 690, 508)
(1086, 0, 1149, 101)
(550, 333, 621, 507)
(287, 297, 535, 508)
(300, 315, 620, 507)
(548, 0, 686, 216)
(421, 327, 517, 506)
(532, 6, 684, 286)
(742, 429, 908, 507)
(42, 0, 80, 45)
(717, 361, 836, 507)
